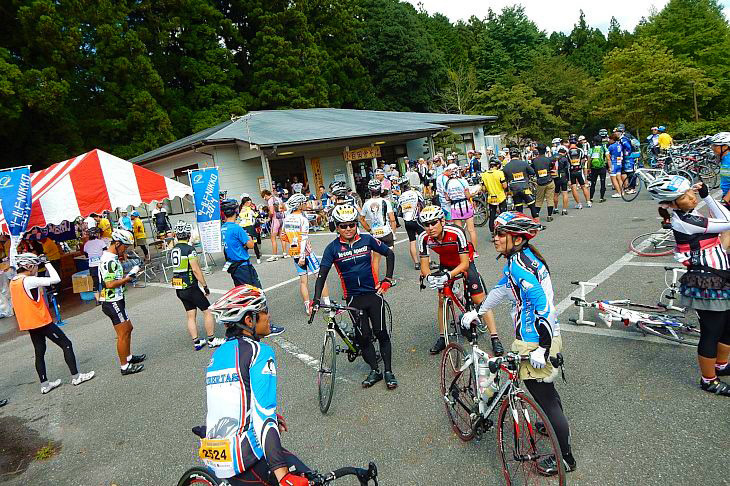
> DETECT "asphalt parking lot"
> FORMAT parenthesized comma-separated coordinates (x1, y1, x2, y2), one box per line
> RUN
(1, 189, 728, 485)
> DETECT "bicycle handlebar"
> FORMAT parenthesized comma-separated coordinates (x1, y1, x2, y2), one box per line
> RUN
(488, 353, 527, 374)
(306, 462, 378, 486)
(308, 302, 364, 325)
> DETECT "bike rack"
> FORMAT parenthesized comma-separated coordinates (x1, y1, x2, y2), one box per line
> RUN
(569, 281, 598, 326)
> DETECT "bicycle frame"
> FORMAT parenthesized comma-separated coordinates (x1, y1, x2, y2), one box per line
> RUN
(439, 274, 472, 344)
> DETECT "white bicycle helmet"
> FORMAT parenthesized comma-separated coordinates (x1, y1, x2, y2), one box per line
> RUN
(418, 205, 445, 224)
(111, 228, 134, 245)
(711, 132, 730, 146)
(647, 175, 692, 202)
(175, 221, 193, 240)
(15, 252, 43, 269)
(331, 204, 360, 224)
(286, 193, 307, 211)
(367, 179, 382, 192)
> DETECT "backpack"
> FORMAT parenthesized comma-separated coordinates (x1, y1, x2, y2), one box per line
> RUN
(590, 146, 607, 169)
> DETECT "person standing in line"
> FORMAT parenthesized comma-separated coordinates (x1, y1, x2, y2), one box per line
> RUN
(261, 190, 288, 262)
(83, 227, 107, 303)
(608, 133, 625, 198)
(221, 199, 262, 288)
(98, 229, 145, 375)
(130, 211, 150, 262)
(239, 195, 262, 264)
(481, 157, 508, 233)
(530, 144, 556, 222)
(587, 135, 609, 204)
(396, 176, 426, 269)
(10, 253, 95, 394)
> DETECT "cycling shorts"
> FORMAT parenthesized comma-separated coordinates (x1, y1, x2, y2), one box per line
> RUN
(228, 449, 309, 486)
(346, 293, 389, 335)
(553, 178, 568, 193)
(440, 262, 485, 297)
(404, 220, 424, 242)
(569, 171, 585, 186)
(176, 286, 210, 312)
(101, 300, 129, 325)
(512, 189, 534, 207)
(610, 160, 622, 176)
(90, 267, 101, 292)
(294, 253, 321, 276)
(376, 232, 395, 248)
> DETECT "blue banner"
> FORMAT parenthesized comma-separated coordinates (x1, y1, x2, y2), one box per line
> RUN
(191, 168, 220, 223)
(0, 168, 32, 237)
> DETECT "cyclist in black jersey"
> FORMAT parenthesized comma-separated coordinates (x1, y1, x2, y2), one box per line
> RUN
(552, 147, 570, 216)
(502, 147, 538, 218)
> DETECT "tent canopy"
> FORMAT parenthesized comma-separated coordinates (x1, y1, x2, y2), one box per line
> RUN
(0, 149, 193, 232)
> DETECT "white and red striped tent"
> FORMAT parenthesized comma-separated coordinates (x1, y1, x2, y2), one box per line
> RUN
(0, 149, 193, 232)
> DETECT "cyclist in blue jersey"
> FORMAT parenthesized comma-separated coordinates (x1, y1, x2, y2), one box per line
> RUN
(312, 204, 397, 389)
(221, 199, 261, 288)
(460, 212, 575, 476)
(200, 285, 307, 486)
(608, 133, 624, 198)
(711, 132, 730, 204)
(616, 124, 640, 193)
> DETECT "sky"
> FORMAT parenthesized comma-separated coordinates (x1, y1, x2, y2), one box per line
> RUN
(406, 0, 730, 34)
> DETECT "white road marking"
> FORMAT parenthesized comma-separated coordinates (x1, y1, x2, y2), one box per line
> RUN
(623, 261, 682, 268)
(272, 336, 353, 384)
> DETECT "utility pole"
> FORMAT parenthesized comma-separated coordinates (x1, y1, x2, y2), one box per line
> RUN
(693, 81, 699, 122)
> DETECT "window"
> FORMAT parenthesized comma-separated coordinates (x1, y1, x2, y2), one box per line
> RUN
(461, 133, 475, 152)
(169, 164, 199, 215)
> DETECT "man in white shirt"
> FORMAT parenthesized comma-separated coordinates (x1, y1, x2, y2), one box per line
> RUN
(361, 179, 397, 278)
(396, 177, 425, 269)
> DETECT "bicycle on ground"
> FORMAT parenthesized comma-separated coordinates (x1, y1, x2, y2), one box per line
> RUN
(621, 167, 667, 202)
(440, 322, 566, 485)
(308, 301, 392, 414)
(629, 226, 675, 257)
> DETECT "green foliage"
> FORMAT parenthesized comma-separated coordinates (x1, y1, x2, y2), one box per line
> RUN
(433, 129, 464, 155)
(673, 117, 730, 139)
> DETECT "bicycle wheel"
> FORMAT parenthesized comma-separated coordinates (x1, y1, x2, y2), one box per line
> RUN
(666, 168, 694, 184)
(440, 342, 476, 441)
(629, 231, 675, 257)
(383, 299, 393, 336)
(318, 330, 337, 414)
(697, 162, 719, 188)
(497, 391, 565, 486)
(177, 467, 221, 486)
(620, 174, 641, 202)
(443, 298, 461, 347)
(473, 198, 488, 227)
(636, 318, 701, 346)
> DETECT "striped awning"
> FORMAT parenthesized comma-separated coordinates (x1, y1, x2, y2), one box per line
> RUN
(0, 149, 193, 232)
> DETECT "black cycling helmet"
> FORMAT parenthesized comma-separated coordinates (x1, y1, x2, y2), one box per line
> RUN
(221, 198, 239, 217)
(489, 156, 501, 167)
(508, 146, 521, 157)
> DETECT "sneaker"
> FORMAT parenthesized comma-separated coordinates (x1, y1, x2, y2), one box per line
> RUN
(599, 198, 606, 203)
(546, 215, 553, 222)
(414, 262, 420, 270)
(626, 189, 636, 194)
(128, 354, 146, 364)
(257, 258, 262, 264)
(537, 453, 577, 476)
(700, 377, 730, 396)
(194, 338, 206, 351)
(473, 252, 479, 259)
(611, 193, 621, 198)
(476, 322, 487, 334)
(586, 201, 592, 208)
(72, 371, 95, 386)
(121, 363, 144, 375)
(268, 325, 285, 337)
(362, 370, 383, 388)
(574, 203, 582, 210)
(717, 364, 730, 376)
(384, 371, 398, 390)
(491, 337, 504, 357)
(41, 379, 62, 394)
(208, 337, 226, 348)
(429, 336, 446, 355)
(561, 209, 568, 216)
(282, 254, 291, 259)
(0, 399, 7, 407)
(266, 256, 279, 262)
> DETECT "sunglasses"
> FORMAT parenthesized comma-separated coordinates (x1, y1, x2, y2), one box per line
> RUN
(422, 220, 441, 228)
(338, 222, 357, 229)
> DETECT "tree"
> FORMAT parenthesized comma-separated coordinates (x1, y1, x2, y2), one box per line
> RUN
(595, 38, 717, 132)
(435, 64, 478, 114)
(559, 11, 607, 77)
(606, 17, 632, 50)
(474, 83, 565, 145)
(433, 129, 465, 155)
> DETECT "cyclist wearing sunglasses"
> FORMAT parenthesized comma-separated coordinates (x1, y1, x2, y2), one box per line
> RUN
(312, 204, 398, 389)
(416, 205, 503, 356)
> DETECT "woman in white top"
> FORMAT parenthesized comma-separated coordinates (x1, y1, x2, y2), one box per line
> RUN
(444, 164, 478, 254)
(83, 227, 107, 302)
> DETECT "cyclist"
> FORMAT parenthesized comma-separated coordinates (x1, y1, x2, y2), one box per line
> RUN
(151, 201, 172, 238)
(648, 176, 730, 396)
(281, 193, 331, 315)
(10, 253, 95, 394)
(202, 285, 309, 486)
(567, 136, 591, 209)
(599, 128, 609, 145)
(461, 211, 575, 475)
(417, 205, 503, 356)
(221, 198, 261, 288)
(587, 134, 609, 203)
(530, 144, 555, 222)
(326, 181, 361, 232)
(130, 211, 149, 261)
(608, 133, 624, 198)
(617, 125, 640, 193)
(83, 226, 106, 303)
(481, 157, 508, 233)
(261, 190, 288, 261)
(99, 229, 145, 375)
(444, 165, 479, 254)
(395, 176, 425, 269)
(647, 127, 660, 157)
(312, 204, 397, 389)
(239, 195, 262, 264)
(657, 125, 673, 150)
(502, 147, 538, 217)
(361, 179, 397, 280)
(92, 212, 112, 240)
(552, 146, 570, 215)
(710, 132, 730, 204)
(435, 163, 455, 220)
(171, 222, 224, 350)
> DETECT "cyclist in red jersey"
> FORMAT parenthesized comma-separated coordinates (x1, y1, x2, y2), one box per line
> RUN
(416, 205, 504, 356)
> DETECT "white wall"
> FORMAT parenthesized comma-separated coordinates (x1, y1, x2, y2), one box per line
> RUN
(406, 137, 430, 160)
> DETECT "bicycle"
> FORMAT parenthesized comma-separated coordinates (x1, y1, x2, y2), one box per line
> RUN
(471, 190, 489, 228)
(569, 281, 700, 346)
(621, 167, 666, 202)
(440, 322, 566, 485)
(308, 301, 392, 414)
(177, 428, 379, 486)
(629, 227, 675, 257)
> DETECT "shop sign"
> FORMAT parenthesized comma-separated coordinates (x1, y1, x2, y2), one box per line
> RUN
(343, 146, 381, 161)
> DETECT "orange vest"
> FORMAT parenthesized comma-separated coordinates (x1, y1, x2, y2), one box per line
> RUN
(9, 276, 52, 331)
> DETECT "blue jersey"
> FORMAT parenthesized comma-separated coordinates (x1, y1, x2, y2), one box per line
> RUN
(478, 247, 558, 348)
(221, 221, 250, 262)
(720, 153, 730, 195)
(608, 142, 623, 162)
(319, 233, 390, 298)
(203, 337, 285, 478)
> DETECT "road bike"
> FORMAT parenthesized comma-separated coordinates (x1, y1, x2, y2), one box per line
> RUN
(177, 428, 379, 485)
(440, 323, 566, 485)
(471, 190, 489, 228)
(569, 281, 700, 346)
(629, 227, 675, 257)
(308, 300, 392, 414)
(621, 167, 666, 202)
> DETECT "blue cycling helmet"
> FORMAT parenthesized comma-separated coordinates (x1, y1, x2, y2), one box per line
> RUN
(658, 126, 666, 132)
(131, 211, 140, 217)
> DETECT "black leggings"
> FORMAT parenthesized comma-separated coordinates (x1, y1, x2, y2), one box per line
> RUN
(346, 293, 392, 372)
(695, 309, 730, 358)
(229, 449, 309, 485)
(28, 324, 78, 383)
(243, 225, 262, 259)
(523, 380, 571, 456)
(588, 168, 607, 200)
(488, 202, 508, 233)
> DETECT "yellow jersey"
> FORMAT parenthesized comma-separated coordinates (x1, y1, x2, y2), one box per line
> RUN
(41, 238, 61, 261)
(481, 170, 507, 205)
(238, 206, 257, 228)
(98, 218, 112, 238)
(132, 218, 146, 241)
(658, 133, 673, 150)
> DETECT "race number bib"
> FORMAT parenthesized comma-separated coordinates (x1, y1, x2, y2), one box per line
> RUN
(401, 202, 414, 213)
(537, 169, 548, 177)
(171, 277, 184, 289)
(199, 438, 233, 467)
(512, 171, 525, 181)
(288, 244, 300, 256)
(570, 158, 581, 167)
(372, 226, 387, 238)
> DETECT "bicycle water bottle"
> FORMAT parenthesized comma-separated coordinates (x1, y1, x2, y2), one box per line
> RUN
(477, 356, 496, 401)
(453, 282, 464, 302)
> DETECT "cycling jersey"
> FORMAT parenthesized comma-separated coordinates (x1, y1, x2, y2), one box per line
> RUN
(361, 197, 394, 239)
(319, 233, 390, 298)
(435, 173, 450, 209)
(445, 177, 472, 214)
(530, 156, 553, 185)
(132, 218, 146, 240)
(502, 159, 534, 192)
(221, 222, 251, 263)
(658, 133, 673, 150)
(397, 189, 425, 222)
(417, 224, 473, 269)
(98, 218, 112, 239)
(282, 212, 312, 257)
(567, 147, 584, 172)
(203, 336, 285, 479)
(672, 195, 730, 270)
(98, 251, 124, 302)
(477, 247, 559, 349)
(84, 239, 107, 268)
(171, 242, 198, 290)
(481, 169, 507, 205)
(720, 152, 730, 195)
(239, 206, 257, 228)
(589, 145, 607, 169)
